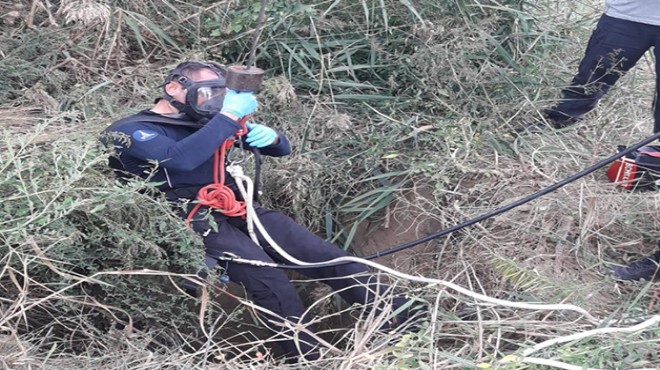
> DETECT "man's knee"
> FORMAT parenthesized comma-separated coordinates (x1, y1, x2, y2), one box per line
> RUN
(232, 267, 304, 315)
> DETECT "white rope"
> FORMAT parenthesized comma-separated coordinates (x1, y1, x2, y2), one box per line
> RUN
(226, 164, 660, 368)
(477, 315, 660, 370)
(227, 165, 259, 243)
(227, 166, 596, 322)
(522, 315, 660, 357)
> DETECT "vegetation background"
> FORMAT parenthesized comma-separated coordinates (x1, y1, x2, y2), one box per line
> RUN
(1, 0, 660, 368)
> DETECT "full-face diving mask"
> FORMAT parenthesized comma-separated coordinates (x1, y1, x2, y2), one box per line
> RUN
(162, 61, 227, 121)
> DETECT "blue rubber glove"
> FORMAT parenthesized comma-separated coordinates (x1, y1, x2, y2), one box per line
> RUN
(220, 89, 258, 118)
(246, 122, 278, 148)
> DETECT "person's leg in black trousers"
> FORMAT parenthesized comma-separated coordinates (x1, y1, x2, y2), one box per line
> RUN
(197, 216, 322, 361)
(546, 15, 653, 127)
(253, 208, 423, 327)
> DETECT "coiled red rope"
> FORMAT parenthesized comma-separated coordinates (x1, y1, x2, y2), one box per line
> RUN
(186, 117, 249, 227)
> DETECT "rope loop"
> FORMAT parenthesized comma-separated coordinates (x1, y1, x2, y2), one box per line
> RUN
(196, 183, 246, 217)
(185, 116, 250, 227)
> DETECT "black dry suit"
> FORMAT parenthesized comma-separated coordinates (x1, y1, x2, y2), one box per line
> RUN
(102, 111, 417, 361)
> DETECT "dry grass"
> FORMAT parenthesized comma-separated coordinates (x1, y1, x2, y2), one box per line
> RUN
(2, 0, 660, 369)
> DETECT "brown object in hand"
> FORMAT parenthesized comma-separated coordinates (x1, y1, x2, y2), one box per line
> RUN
(225, 65, 265, 92)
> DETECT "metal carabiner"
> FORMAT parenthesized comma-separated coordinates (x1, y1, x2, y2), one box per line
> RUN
(226, 136, 248, 165)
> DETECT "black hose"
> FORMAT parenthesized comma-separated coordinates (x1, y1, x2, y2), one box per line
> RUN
(277, 131, 660, 269)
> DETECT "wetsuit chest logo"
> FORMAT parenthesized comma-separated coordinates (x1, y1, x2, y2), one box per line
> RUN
(133, 129, 158, 142)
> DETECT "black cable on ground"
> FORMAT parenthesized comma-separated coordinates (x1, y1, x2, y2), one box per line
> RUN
(279, 131, 660, 270)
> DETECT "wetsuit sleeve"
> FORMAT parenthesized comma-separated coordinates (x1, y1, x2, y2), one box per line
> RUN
(243, 131, 291, 157)
(111, 114, 242, 171)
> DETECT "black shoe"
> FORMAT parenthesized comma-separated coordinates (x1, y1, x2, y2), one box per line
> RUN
(611, 251, 660, 281)
(543, 109, 582, 129)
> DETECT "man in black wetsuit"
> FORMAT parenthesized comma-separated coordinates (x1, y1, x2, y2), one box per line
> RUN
(102, 61, 422, 361)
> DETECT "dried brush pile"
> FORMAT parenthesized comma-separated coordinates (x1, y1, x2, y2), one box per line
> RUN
(1, 0, 660, 369)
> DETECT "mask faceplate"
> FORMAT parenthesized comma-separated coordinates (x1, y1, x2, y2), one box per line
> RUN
(185, 80, 227, 119)
(162, 61, 227, 121)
